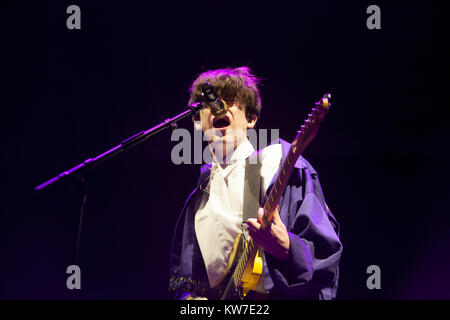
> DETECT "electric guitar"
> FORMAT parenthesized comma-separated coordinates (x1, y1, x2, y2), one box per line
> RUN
(213, 93, 332, 300)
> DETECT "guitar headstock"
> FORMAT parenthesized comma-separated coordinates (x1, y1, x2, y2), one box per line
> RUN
(291, 93, 332, 155)
(262, 93, 332, 227)
(304, 93, 331, 127)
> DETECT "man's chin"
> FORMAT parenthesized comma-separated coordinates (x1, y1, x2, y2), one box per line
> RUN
(206, 128, 247, 164)
(209, 138, 237, 164)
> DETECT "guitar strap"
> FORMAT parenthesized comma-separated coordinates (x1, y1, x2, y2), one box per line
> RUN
(242, 151, 262, 239)
(242, 151, 266, 295)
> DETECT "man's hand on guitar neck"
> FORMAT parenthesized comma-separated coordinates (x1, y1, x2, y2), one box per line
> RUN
(247, 208, 290, 262)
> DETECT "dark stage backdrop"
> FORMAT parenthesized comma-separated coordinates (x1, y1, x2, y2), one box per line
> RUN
(1, 1, 446, 300)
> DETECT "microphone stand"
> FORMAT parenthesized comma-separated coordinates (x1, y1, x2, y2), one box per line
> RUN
(34, 102, 204, 265)
(35, 102, 203, 191)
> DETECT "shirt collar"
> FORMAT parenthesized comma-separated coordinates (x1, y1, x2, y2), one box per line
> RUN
(211, 139, 255, 173)
(229, 139, 255, 164)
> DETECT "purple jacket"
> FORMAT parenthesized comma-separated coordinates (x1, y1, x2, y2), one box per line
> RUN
(169, 139, 342, 299)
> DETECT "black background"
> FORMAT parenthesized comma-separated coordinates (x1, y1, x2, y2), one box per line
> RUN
(1, 0, 447, 300)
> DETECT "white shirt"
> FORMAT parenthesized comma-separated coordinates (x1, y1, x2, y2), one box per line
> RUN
(194, 139, 283, 288)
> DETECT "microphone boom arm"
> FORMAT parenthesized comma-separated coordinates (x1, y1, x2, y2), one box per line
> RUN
(34, 102, 204, 191)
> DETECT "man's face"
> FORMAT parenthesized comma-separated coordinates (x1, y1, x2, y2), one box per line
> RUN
(198, 100, 257, 162)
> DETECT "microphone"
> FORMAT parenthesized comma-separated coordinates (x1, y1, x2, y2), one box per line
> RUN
(200, 82, 228, 117)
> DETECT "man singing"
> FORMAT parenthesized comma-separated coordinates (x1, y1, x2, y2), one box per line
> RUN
(169, 67, 342, 300)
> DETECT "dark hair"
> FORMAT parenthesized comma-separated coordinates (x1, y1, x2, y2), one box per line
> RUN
(189, 66, 262, 122)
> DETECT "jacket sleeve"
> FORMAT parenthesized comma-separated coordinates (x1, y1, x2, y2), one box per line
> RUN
(264, 165, 342, 299)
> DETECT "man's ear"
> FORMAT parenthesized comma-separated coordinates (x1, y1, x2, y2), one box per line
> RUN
(247, 114, 257, 129)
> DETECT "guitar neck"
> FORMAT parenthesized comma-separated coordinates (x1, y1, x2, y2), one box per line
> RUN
(262, 130, 309, 226)
(231, 133, 304, 285)
(230, 93, 331, 295)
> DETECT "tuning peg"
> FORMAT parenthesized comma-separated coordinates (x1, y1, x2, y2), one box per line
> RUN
(320, 93, 331, 109)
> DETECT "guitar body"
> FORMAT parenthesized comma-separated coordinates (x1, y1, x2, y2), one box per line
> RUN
(211, 233, 264, 300)
(240, 247, 263, 296)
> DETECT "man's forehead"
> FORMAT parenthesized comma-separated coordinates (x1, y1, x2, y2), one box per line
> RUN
(216, 91, 236, 101)
(218, 92, 241, 104)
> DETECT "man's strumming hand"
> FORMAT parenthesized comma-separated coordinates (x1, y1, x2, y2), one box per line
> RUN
(246, 208, 290, 262)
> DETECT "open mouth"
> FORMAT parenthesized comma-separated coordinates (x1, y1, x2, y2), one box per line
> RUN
(212, 116, 231, 129)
